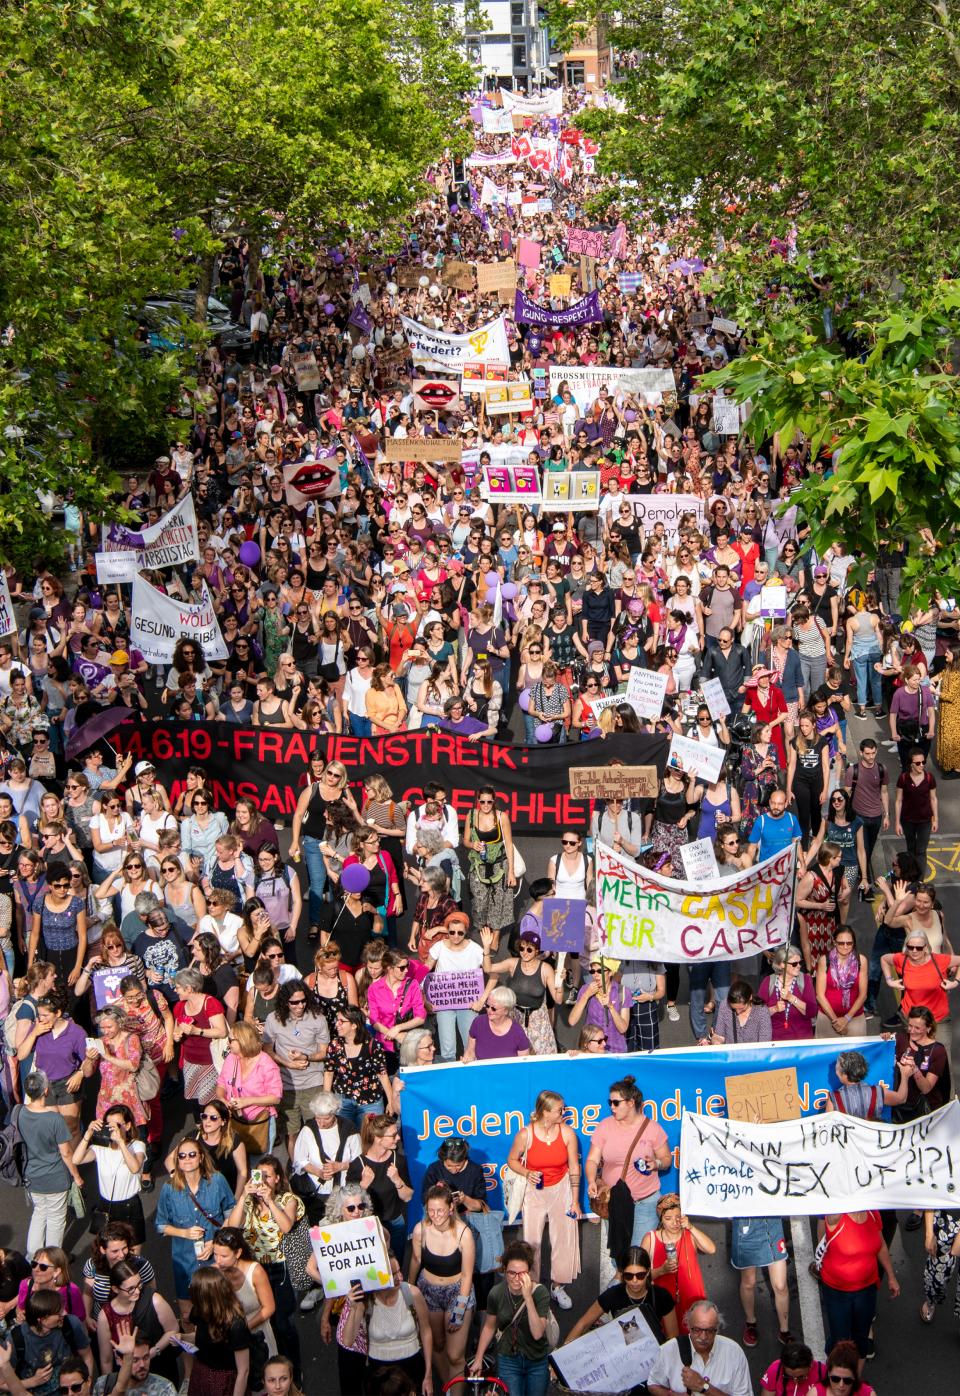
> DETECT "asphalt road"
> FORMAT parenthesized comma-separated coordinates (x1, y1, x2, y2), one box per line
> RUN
(6, 708, 959, 1394)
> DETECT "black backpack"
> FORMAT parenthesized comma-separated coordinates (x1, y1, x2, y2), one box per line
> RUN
(0, 1104, 26, 1188)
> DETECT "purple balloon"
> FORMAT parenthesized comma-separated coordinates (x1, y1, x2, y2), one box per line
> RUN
(323, 301, 335, 314)
(331, 251, 344, 266)
(238, 541, 261, 568)
(501, 583, 518, 600)
(535, 722, 556, 743)
(485, 578, 499, 597)
(341, 864, 371, 894)
(518, 687, 532, 713)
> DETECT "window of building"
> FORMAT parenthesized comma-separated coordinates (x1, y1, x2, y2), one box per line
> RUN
(511, 2, 525, 27)
(564, 61, 585, 85)
(513, 41, 527, 69)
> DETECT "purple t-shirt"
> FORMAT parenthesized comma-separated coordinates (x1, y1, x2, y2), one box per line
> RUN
(574, 980, 628, 1052)
(468, 1015, 530, 1060)
(34, 1019, 88, 1083)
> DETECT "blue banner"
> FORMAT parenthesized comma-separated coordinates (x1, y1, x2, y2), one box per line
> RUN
(399, 1039, 895, 1218)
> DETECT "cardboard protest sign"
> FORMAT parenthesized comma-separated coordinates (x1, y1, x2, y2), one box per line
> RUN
(309, 1216, 392, 1297)
(701, 676, 732, 720)
(395, 265, 422, 289)
(596, 840, 796, 963)
(552, 1307, 660, 1394)
(712, 316, 740, 337)
(569, 766, 659, 801)
(0, 573, 14, 637)
(98, 495, 200, 584)
(130, 577, 227, 665)
(401, 314, 510, 372)
(676, 837, 720, 883)
(625, 668, 669, 720)
(441, 260, 475, 291)
(667, 733, 725, 786)
(724, 1067, 802, 1125)
(680, 1099, 960, 1216)
(291, 351, 321, 392)
(425, 970, 484, 1012)
(384, 437, 462, 463)
(689, 310, 711, 327)
(549, 274, 572, 298)
(540, 471, 601, 511)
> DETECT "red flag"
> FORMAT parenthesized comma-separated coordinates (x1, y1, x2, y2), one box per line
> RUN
(582, 137, 600, 156)
(511, 133, 532, 159)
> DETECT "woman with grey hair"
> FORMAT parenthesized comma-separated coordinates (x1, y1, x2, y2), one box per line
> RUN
(172, 965, 227, 1108)
(408, 862, 457, 963)
(823, 1049, 910, 1119)
(398, 1028, 436, 1068)
(314, 1183, 376, 1383)
(291, 1090, 361, 1216)
(462, 985, 530, 1062)
(757, 944, 819, 1042)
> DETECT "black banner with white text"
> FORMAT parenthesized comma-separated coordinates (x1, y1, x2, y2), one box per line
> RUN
(108, 723, 668, 835)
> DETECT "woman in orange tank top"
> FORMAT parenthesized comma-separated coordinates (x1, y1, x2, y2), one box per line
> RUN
(505, 1090, 582, 1309)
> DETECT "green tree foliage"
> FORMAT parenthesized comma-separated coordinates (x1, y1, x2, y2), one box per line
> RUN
(550, 0, 960, 304)
(0, 0, 472, 569)
(708, 285, 960, 605)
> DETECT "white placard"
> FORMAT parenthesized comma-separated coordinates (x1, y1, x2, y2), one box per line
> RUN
(400, 315, 510, 372)
(130, 576, 227, 664)
(0, 573, 14, 636)
(760, 583, 788, 618)
(549, 365, 677, 412)
(596, 840, 797, 963)
(587, 692, 631, 719)
(500, 87, 564, 117)
(680, 1099, 960, 1217)
(625, 667, 669, 719)
(701, 676, 731, 720)
(667, 732, 726, 785)
(621, 494, 707, 530)
(308, 1216, 393, 1298)
(552, 1307, 660, 1393)
(712, 316, 740, 337)
(712, 392, 741, 436)
(480, 107, 514, 135)
(676, 836, 720, 882)
(97, 495, 200, 583)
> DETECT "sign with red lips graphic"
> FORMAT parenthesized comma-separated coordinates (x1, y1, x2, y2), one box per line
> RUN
(283, 456, 342, 507)
(412, 380, 461, 412)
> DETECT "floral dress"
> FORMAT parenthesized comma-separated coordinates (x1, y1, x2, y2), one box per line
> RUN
(262, 605, 287, 677)
(241, 1191, 306, 1264)
(124, 991, 168, 1064)
(737, 744, 781, 830)
(324, 1036, 388, 1107)
(96, 1030, 147, 1125)
(802, 868, 838, 964)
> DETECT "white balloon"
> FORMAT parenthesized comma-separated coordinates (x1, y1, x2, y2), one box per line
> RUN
(386, 281, 398, 296)
(392, 332, 404, 347)
(429, 284, 442, 298)
(352, 344, 366, 359)
(418, 274, 430, 287)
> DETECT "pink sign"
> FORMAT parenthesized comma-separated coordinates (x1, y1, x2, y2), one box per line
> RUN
(517, 238, 541, 270)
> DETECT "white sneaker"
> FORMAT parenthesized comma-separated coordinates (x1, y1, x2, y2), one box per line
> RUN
(666, 1004, 680, 1022)
(299, 1287, 323, 1312)
(551, 1285, 573, 1310)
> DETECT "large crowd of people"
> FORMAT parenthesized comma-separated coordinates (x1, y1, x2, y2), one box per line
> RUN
(0, 75, 954, 1396)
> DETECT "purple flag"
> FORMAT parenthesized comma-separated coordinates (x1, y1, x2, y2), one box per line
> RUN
(513, 289, 604, 328)
(469, 103, 483, 123)
(349, 301, 373, 335)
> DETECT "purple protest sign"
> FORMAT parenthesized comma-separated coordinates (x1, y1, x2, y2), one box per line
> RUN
(349, 301, 373, 336)
(540, 898, 587, 953)
(513, 289, 603, 328)
(92, 966, 126, 1010)
(424, 969, 484, 1012)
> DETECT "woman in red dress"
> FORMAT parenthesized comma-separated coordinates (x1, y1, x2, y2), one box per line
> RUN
(639, 1193, 715, 1333)
(743, 666, 789, 765)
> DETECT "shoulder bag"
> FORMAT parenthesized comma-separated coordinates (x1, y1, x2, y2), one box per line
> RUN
(502, 1125, 529, 1224)
(593, 1117, 649, 1220)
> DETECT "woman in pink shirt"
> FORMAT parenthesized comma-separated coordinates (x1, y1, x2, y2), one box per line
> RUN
(215, 1020, 283, 1154)
(366, 948, 427, 1074)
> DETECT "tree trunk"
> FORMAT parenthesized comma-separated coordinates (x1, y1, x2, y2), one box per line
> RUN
(246, 236, 262, 296)
(194, 252, 215, 325)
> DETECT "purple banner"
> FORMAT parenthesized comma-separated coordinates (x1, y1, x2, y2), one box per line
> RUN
(513, 289, 603, 328)
(349, 301, 373, 336)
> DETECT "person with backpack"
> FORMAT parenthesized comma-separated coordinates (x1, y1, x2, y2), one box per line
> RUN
(10, 1288, 93, 1396)
(647, 1296, 752, 1396)
(759, 1340, 826, 1395)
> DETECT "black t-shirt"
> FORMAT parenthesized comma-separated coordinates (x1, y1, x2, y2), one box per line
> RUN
(793, 735, 828, 779)
(346, 1151, 412, 1222)
(894, 1032, 952, 1112)
(422, 1158, 487, 1203)
(597, 1280, 675, 1338)
(194, 1315, 251, 1371)
(317, 900, 377, 966)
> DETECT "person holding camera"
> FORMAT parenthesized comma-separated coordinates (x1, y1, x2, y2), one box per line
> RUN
(73, 1106, 147, 1245)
